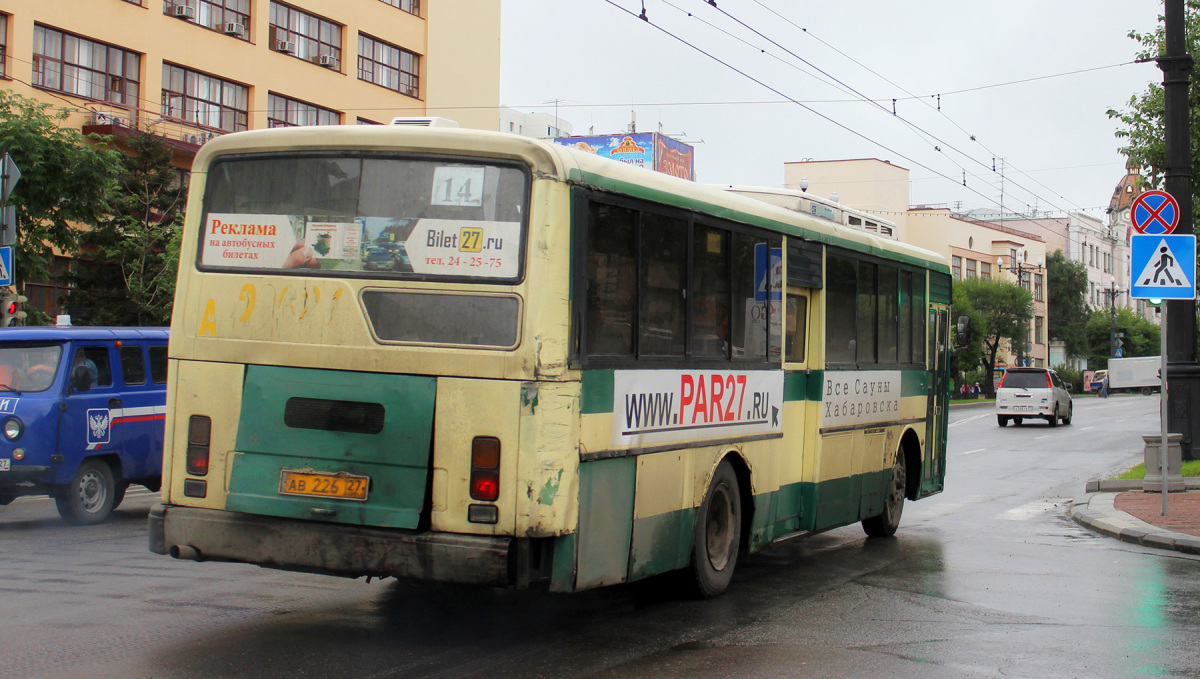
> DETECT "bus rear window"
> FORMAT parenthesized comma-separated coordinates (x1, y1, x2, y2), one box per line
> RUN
(361, 290, 520, 348)
(200, 155, 529, 283)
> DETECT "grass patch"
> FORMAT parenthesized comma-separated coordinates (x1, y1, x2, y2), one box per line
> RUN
(1115, 460, 1200, 479)
(950, 398, 994, 405)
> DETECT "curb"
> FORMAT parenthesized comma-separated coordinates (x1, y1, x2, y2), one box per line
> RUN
(1070, 492, 1200, 556)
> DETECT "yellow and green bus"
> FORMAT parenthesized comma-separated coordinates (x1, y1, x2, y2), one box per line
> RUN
(149, 124, 952, 597)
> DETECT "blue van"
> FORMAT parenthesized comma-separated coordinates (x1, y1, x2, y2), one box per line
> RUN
(0, 326, 169, 524)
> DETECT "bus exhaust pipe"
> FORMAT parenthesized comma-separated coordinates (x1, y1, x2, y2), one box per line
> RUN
(170, 544, 202, 561)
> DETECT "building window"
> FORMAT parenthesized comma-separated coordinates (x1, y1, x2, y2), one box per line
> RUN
(951, 256, 962, 280)
(1034, 273, 1043, 301)
(270, 2, 342, 65)
(358, 34, 419, 98)
(1034, 316, 1044, 344)
(0, 14, 7, 78)
(379, 0, 420, 16)
(196, 0, 251, 38)
(161, 63, 248, 132)
(32, 25, 141, 107)
(966, 259, 977, 279)
(356, 117, 382, 125)
(267, 93, 340, 127)
(980, 261, 992, 280)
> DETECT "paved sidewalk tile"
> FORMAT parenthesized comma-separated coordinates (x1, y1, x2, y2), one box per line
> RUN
(1114, 490, 1200, 537)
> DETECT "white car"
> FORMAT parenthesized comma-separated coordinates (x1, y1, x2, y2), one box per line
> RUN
(996, 367, 1073, 427)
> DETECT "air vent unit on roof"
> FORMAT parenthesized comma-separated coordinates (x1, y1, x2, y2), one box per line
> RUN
(389, 116, 459, 128)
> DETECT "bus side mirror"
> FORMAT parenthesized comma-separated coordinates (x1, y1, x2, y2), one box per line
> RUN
(71, 364, 93, 392)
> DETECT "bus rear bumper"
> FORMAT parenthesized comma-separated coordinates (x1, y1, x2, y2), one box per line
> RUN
(149, 504, 514, 586)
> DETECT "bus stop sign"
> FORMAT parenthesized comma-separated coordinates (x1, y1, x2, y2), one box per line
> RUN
(1131, 190, 1180, 235)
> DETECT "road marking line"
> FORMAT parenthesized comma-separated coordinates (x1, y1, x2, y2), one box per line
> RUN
(961, 448, 985, 455)
(1035, 434, 1052, 439)
(950, 413, 991, 427)
(1079, 426, 1094, 431)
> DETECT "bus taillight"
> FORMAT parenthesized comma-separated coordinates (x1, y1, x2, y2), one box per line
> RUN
(186, 415, 211, 476)
(469, 436, 500, 501)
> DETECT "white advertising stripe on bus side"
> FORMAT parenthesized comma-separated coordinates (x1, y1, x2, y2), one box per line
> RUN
(821, 370, 903, 428)
(612, 369, 785, 447)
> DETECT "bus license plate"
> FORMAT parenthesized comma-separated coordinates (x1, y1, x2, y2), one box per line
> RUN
(278, 470, 369, 501)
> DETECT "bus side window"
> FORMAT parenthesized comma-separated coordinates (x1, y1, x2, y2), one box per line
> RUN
(586, 204, 636, 357)
(786, 289, 808, 363)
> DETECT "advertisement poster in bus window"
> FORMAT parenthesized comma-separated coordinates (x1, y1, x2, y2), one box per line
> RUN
(612, 369, 784, 447)
(745, 245, 784, 359)
(305, 221, 362, 260)
(821, 370, 902, 428)
(202, 213, 302, 268)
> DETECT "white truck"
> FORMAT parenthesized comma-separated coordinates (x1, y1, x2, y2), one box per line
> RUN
(1107, 356, 1162, 395)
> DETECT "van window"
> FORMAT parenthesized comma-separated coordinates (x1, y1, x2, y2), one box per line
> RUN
(120, 346, 147, 385)
(74, 347, 113, 387)
(150, 346, 168, 384)
(1003, 371, 1049, 389)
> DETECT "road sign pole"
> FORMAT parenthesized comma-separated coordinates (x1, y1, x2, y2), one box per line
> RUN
(1162, 307, 1170, 515)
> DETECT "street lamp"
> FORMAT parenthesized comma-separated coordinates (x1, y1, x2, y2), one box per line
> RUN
(997, 250, 1044, 367)
(1106, 277, 1127, 358)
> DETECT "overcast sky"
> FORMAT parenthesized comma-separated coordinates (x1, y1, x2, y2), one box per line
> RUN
(499, 1, 1163, 221)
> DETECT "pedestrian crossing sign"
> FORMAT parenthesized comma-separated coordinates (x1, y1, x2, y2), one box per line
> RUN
(1131, 233, 1196, 300)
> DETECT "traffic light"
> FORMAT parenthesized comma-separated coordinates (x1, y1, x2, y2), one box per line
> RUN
(2, 293, 26, 327)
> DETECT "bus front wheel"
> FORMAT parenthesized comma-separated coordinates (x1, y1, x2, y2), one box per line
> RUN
(688, 460, 742, 598)
(863, 452, 906, 538)
(55, 459, 116, 525)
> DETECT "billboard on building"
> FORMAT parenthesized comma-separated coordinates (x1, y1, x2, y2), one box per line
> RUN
(553, 133, 695, 181)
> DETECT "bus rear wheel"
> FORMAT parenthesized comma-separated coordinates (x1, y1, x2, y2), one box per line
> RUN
(688, 460, 742, 598)
(55, 459, 116, 525)
(863, 452, 906, 538)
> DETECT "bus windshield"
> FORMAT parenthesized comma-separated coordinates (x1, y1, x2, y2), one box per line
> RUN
(199, 154, 529, 283)
(0, 343, 63, 393)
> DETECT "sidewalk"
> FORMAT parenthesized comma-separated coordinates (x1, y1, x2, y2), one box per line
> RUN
(1071, 480, 1200, 556)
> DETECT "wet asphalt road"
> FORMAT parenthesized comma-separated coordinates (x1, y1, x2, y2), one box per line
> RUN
(2, 394, 1198, 679)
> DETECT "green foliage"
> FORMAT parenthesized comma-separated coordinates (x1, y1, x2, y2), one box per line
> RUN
(0, 90, 122, 292)
(1114, 460, 1200, 479)
(952, 277, 1034, 395)
(1084, 307, 1161, 368)
(1046, 250, 1090, 357)
(1052, 362, 1084, 393)
(62, 132, 184, 326)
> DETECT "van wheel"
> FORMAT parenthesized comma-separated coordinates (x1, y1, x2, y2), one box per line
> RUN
(1014, 417, 1024, 426)
(863, 452, 906, 538)
(687, 460, 742, 598)
(997, 415, 1009, 427)
(55, 459, 116, 525)
(1047, 406, 1059, 427)
(1062, 405, 1073, 426)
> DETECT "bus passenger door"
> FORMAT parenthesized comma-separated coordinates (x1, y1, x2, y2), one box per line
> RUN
(921, 308, 949, 496)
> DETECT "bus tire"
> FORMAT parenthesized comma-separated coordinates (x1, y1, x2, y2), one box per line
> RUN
(863, 451, 906, 538)
(55, 459, 116, 525)
(688, 460, 741, 598)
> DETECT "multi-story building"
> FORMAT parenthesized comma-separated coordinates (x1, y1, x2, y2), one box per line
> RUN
(0, 0, 500, 314)
(786, 158, 1051, 369)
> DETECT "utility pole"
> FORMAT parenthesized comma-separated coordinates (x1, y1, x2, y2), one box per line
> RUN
(1161, 0, 1200, 460)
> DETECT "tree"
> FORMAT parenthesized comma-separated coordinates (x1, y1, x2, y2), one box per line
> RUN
(1045, 250, 1090, 357)
(0, 90, 122, 296)
(1107, 6, 1200, 221)
(62, 132, 184, 326)
(952, 277, 1034, 396)
(1085, 307, 1162, 369)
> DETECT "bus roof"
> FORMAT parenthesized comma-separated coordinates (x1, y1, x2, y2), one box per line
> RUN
(0, 327, 169, 342)
(193, 126, 949, 273)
